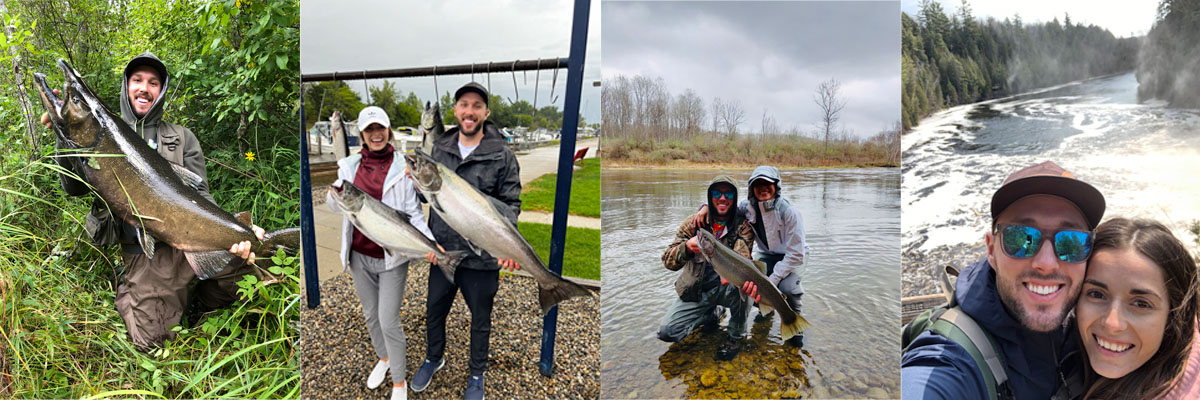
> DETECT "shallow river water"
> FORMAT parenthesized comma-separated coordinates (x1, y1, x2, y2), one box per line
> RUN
(600, 168, 900, 398)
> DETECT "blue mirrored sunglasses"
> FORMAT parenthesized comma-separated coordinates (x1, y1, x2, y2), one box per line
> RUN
(711, 190, 735, 200)
(995, 224, 1093, 263)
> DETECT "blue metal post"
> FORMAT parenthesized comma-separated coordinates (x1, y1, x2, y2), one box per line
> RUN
(539, 0, 591, 377)
(300, 87, 321, 309)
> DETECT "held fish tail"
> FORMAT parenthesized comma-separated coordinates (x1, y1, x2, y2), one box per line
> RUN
(260, 227, 302, 254)
(779, 313, 811, 341)
(537, 274, 595, 315)
(434, 250, 468, 284)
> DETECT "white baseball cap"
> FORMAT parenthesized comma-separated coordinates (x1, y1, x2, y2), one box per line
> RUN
(356, 106, 391, 131)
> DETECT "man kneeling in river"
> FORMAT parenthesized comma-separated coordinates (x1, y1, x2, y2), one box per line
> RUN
(658, 175, 756, 360)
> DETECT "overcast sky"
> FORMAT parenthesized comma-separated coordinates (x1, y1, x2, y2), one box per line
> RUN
(900, 0, 1156, 38)
(603, 1, 900, 138)
(301, 0, 601, 124)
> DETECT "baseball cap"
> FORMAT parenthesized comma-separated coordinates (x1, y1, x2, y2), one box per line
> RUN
(748, 165, 781, 186)
(356, 106, 390, 132)
(454, 82, 490, 107)
(990, 161, 1105, 230)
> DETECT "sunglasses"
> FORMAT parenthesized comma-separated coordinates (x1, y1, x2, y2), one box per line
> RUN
(994, 223, 1093, 263)
(711, 190, 735, 200)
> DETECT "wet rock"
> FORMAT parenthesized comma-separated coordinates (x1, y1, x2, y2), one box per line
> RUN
(812, 385, 831, 398)
(782, 388, 802, 398)
(831, 371, 847, 382)
(700, 370, 717, 387)
(788, 361, 804, 372)
(851, 378, 868, 391)
(867, 387, 890, 399)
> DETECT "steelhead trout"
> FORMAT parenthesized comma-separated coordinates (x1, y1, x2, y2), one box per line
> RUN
(418, 101, 444, 155)
(327, 182, 464, 281)
(33, 59, 299, 279)
(696, 229, 810, 340)
(405, 151, 595, 315)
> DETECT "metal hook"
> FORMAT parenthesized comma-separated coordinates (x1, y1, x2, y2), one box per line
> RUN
(362, 71, 372, 104)
(511, 60, 520, 103)
(550, 65, 559, 104)
(533, 58, 541, 111)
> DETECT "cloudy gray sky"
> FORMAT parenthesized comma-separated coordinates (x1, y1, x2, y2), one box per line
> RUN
(900, 0, 1156, 38)
(603, 1, 900, 138)
(301, 0, 601, 124)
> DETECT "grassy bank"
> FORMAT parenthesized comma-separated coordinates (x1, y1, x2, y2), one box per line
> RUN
(0, 149, 299, 399)
(517, 222, 600, 281)
(520, 158, 601, 218)
(603, 135, 897, 168)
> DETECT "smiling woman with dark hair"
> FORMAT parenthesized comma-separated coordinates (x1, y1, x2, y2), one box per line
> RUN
(1076, 218, 1200, 400)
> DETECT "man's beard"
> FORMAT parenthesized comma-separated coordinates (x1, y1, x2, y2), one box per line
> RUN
(996, 269, 1078, 333)
(461, 122, 481, 136)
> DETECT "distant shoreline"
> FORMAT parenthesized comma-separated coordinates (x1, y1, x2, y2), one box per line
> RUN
(601, 160, 898, 170)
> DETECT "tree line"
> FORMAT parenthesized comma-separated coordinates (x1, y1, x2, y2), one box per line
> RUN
(602, 73, 900, 167)
(902, 0, 1139, 130)
(1137, 0, 1200, 108)
(302, 80, 583, 132)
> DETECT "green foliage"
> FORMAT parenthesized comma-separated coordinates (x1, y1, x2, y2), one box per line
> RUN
(516, 222, 600, 281)
(901, 1, 1139, 130)
(0, 0, 299, 397)
(303, 81, 365, 128)
(367, 80, 421, 128)
(520, 157, 600, 218)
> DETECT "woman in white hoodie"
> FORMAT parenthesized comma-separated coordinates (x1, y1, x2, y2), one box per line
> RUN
(326, 106, 432, 400)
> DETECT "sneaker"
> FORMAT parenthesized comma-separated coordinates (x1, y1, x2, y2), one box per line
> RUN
(367, 360, 389, 389)
(411, 358, 444, 393)
(391, 385, 407, 400)
(787, 334, 806, 348)
(700, 306, 725, 333)
(715, 337, 742, 361)
(464, 374, 485, 400)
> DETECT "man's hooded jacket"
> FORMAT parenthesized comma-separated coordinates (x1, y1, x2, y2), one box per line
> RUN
(59, 52, 213, 249)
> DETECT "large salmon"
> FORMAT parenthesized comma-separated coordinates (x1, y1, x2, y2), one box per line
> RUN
(33, 59, 299, 279)
(417, 101, 444, 155)
(405, 151, 594, 315)
(696, 229, 810, 340)
(327, 182, 464, 281)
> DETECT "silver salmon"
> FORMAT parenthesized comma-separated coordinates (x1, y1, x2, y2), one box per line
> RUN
(418, 101, 444, 156)
(696, 229, 810, 340)
(405, 151, 594, 315)
(328, 182, 464, 281)
(33, 59, 299, 279)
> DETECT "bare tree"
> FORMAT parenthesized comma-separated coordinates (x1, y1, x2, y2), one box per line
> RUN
(711, 99, 746, 137)
(814, 78, 848, 148)
(710, 97, 723, 134)
(760, 108, 778, 135)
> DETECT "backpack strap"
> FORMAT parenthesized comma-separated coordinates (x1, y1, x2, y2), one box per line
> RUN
(930, 307, 1010, 400)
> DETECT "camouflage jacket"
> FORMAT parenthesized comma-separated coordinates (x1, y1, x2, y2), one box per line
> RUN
(662, 215, 754, 302)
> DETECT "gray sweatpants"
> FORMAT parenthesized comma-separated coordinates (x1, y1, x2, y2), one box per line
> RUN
(657, 283, 751, 342)
(350, 251, 409, 383)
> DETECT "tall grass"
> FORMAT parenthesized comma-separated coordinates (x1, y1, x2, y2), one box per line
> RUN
(604, 133, 898, 168)
(0, 137, 299, 398)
